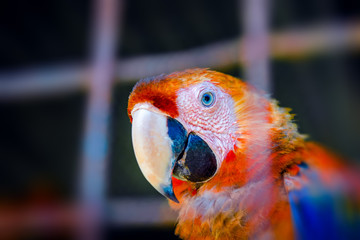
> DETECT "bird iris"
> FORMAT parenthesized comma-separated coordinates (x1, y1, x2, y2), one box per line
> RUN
(201, 92, 215, 107)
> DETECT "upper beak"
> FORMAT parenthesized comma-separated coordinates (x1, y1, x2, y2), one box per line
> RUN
(131, 108, 186, 203)
(131, 108, 217, 202)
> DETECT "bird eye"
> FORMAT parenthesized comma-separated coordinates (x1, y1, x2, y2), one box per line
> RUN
(201, 92, 215, 107)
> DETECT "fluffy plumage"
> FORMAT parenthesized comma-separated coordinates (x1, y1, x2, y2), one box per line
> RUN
(128, 69, 360, 239)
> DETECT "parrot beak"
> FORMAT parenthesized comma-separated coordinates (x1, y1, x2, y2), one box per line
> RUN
(131, 108, 217, 203)
(131, 108, 186, 203)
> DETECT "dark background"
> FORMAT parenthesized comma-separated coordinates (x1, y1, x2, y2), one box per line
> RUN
(0, 0, 359, 239)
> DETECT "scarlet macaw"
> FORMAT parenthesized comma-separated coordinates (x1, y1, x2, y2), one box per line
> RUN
(128, 69, 360, 239)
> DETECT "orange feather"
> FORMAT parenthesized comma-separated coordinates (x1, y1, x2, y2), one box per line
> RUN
(128, 69, 360, 239)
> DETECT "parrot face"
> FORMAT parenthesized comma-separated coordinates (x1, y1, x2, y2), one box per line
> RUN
(129, 70, 241, 202)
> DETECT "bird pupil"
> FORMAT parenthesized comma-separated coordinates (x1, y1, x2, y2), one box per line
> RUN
(204, 95, 210, 102)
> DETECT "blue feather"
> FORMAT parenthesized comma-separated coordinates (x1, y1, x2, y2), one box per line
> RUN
(289, 166, 360, 240)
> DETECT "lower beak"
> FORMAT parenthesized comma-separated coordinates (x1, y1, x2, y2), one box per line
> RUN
(131, 108, 217, 202)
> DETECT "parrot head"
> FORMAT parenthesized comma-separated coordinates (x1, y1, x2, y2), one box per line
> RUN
(128, 69, 360, 239)
(128, 68, 301, 203)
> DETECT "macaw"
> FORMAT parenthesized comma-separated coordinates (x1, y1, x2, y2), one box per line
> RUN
(127, 69, 360, 239)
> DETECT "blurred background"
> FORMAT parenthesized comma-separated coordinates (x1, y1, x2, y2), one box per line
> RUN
(0, 0, 359, 239)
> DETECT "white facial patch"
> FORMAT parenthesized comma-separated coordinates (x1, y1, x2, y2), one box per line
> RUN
(175, 82, 239, 165)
